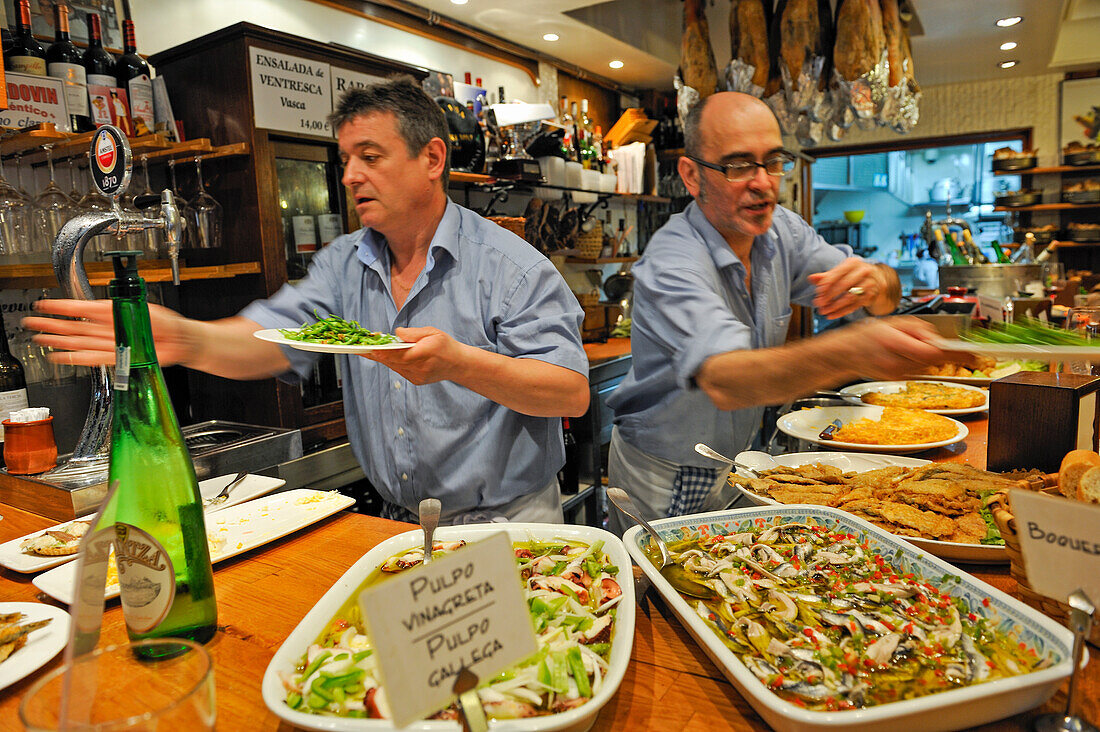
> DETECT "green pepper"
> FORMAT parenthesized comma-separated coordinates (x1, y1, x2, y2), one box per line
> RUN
(567, 646, 592, 697)
(286, 691, 302, 709)
(301, 651, 331, 679)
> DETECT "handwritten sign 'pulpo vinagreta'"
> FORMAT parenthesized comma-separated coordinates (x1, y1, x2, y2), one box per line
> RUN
(1012, 489, 1100, 604)
(358, 532, 537, 728)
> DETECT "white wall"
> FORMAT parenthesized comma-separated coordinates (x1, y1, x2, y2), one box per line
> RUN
(130, 0, 539, 102)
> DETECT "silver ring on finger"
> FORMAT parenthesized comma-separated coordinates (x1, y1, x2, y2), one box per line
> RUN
(848, 286, 866, 297)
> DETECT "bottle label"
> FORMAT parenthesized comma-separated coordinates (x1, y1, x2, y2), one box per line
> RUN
(48, 62, 89, 116)
(10, 56, 46, 76)
(0, 387, 29, 441)
(87, 73, 115, 88)
(127, 75, 155, 132)
(114, 523, 175, 634)
(292, 215, 317, 253)
(114, 346, 131, 391)
(317, 213, 343, 246)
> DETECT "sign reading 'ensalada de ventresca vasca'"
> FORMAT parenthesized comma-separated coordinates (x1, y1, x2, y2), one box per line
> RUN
(250, 47, 333, 136)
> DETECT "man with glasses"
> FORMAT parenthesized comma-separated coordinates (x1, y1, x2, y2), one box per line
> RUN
(606, 92, 947, 534)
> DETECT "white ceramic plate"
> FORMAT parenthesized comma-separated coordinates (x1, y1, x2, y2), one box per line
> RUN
(902, 374, 994, 386)
(624, 506, 1076, 732)
(0, 602, 70, 691)
(731, 452, 1005, 563)
(254, 328, 414, 354)
(0, 474, 287, 574)
(32, 489, 354, 604)
(837, 381, 988, 415)
(935, 338, 1100, 361)
(777, 405, 968, 454)
(262, 523, 635, 732)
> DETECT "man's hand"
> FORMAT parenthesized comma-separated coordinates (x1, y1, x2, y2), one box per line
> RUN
(809, 259, 896, 318)
(363, 326, 469, 385)
(821, 317, 950, 380)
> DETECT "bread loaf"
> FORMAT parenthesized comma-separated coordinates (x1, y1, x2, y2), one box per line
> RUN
(682, 0, 719, 97)
(880, 0, 903, 87)
(730, 0, 771, 89)
(1058, 449, 1100, 499)
(1077, 465, 1100, 504)
(834, 0, 885, 81)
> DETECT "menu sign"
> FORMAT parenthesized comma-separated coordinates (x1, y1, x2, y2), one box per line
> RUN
(1012, 489, 1100, 604)
(250, 48, 332, 137)
(358, 532, 537, 728)
(331, 67, 387, 100)
(0, 72, 71, 132)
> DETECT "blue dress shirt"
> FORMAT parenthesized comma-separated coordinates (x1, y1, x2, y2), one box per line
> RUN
(241, 200, 587, 514)
(607, 202, 852, 467)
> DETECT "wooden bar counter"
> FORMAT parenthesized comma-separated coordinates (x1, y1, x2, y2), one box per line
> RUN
(0, 416, 1096, 730)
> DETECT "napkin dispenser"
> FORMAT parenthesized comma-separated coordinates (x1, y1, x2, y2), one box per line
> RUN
(987, 371, 1100, 473)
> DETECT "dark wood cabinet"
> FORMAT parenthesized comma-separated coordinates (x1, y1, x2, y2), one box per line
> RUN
(149, 23, 424, 448)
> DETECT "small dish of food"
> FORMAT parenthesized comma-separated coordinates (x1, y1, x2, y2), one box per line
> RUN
(991, 146, 1037, 171)
(1061, 178, 1100, 204)
(837, 381, 988, 415)
(255, 313, 413, 354)
(777, 406, 968, 453)
(1063, 140, 1100, 166)
(993, 189, 1041, 207)
(1067, 222, 1100, 243)
(262, 523, 634, 731)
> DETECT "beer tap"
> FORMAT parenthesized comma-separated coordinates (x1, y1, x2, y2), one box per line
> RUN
(47, 126, 180, 484)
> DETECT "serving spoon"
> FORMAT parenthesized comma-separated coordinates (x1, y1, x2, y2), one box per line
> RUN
(418, 498, 441, 565)
(694, 443, 779, 477)
(607, 487, 717, 600)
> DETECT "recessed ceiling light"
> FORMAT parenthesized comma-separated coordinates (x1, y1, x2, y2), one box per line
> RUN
(609, 60, 624, 69)
(450, 0, 468, 4)
(542, 33, 559, 42)
(1000, 41, 1018, 51)
(999, 60, 1018, 69)
(996, 16, 1022, 27)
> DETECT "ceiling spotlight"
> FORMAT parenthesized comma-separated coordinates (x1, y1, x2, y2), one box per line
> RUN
(1000, 41, 1018, 51)
(542, 33, 559, 42)
(999, 60, 1018, 69)
(450, 0, 468, 4)
(609, 60, 624, 69)
(996, 16, 1022, 27)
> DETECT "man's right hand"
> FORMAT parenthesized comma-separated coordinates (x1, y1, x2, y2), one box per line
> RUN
(820, 316, 951, 380)
(24, 299, 198, 368)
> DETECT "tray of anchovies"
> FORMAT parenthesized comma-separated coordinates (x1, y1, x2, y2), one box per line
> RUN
(624, 505, 1077, 732)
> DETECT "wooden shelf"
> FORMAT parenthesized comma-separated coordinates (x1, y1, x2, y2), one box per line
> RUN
(0, 260, 261, 289)
(1048, 239, 1100, 249)
(994, 202, 1100, 212)
(448, 174, 671, 204)
(450, 171, 494, 184)
(0, 125, 250, 166)
(994, 163, 1100, 176)
(564, 256, 638, 264)
(656, 148, 685, 161)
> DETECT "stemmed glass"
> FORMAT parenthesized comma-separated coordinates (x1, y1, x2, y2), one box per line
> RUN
(10, 153, 35, 252)
(33, 144, 75, 255)
(136, 155, 163, 257)
(167, 158, 192, 249)
(185, 156, 222, 248)
(0, 155, 33, 256)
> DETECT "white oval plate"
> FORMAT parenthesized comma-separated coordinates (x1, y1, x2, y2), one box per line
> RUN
(903, 373, 994, 386)
(935, 338, 1100, 361)
(837, 380, 988, 415)
(731, 451, 1006, 563)
(254, 328, 414, 354)
(776, 405, 968, 454)
(0, 602, 70, 691)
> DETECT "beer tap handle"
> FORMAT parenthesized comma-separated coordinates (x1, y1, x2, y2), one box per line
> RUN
(160, 189, 182, 285)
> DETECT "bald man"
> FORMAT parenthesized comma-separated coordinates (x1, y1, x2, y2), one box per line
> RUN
(606, 93, 947, 534)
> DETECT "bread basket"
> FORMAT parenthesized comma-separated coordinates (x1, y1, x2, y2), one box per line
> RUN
(989, 475, 1100, 646)
(575, 221, 604, 259)
(487, 216, 528, 241)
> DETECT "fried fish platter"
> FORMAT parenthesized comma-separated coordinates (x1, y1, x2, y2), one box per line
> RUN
(733, 462, 1022, 545)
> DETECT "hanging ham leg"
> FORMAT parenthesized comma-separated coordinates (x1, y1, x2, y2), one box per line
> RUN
(681, 0, 719, 98)
(730, 0, 771, 90)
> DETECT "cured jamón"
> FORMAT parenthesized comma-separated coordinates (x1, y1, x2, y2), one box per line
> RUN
(681, 0, 719, 97)
(833, 0, 885, 81)
(729, 0, 771, 89)
(881, 0, 904, 87)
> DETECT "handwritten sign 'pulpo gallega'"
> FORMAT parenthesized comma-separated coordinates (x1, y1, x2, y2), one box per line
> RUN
(1012, 489, 1100, 604)
(358, 532, 537, 728)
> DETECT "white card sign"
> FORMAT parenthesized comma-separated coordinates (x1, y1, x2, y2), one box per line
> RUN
(250, 47, 332, 137)
(358, 532, 537, 728)
(1012, 489, 1100, 604)
(0, 72, 72, 132)
(331, 67, 387, 101)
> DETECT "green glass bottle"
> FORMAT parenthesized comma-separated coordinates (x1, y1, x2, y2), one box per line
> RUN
(991, 240, 1010, 264)
(107, 250, 216, 653)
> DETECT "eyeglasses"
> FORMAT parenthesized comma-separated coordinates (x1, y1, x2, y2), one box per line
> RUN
(687, 152, 797, 181)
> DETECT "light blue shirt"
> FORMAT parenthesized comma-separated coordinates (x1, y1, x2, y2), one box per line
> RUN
(241, 200, 587, 514)
(607, 202, 851, 467)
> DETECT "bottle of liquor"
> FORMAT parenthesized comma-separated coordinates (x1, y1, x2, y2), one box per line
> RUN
(83, 13, 117, 91)
(559, 97, 575, 161)
(991, 240, 1010, 264)
(961, 228, 988, 264)
(106, 250, 216, 650)
(570, 101, 582, 161)
(116, 19, 155, 136)
(558, 418, 579, 495)
(4, 0, 46, 76)
(0, 321, 29, 466)
(46, 4, 93, 133)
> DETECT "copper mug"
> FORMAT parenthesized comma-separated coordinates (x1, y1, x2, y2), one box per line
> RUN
(3, 417, 58, 474)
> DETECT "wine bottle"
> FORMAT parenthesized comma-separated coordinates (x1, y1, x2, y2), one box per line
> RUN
(83, 13, 116, 90)
(4, 0, 46, 77)
(991, 240, 1009, 264)
(107, 250, 216, 651)
(0, 321, 29, 465)
(961, 228, 988, 264)
(942, 227, 969, 266)
(116, 19, 155, 136)
(46, 4, 93, 133)
(558, 417, 579, 495)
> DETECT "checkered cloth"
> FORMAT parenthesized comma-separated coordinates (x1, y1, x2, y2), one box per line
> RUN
(380, 500, 418, 523)
(667, 466, 719, 517)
